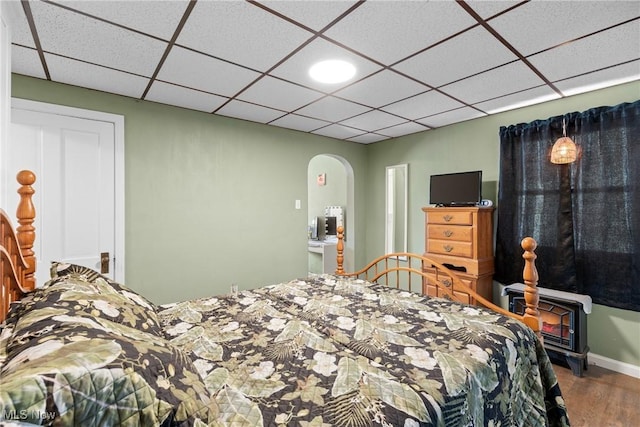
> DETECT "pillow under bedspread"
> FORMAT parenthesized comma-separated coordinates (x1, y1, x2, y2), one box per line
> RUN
(0, 271, 213, 426)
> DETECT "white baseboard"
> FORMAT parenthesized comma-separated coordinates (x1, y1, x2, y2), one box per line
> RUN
(588, 352, 640, 379)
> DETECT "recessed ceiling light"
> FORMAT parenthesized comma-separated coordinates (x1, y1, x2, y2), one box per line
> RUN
(309, 59, 356, 84)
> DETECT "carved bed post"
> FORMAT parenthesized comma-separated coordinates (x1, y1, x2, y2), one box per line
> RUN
(16, 170, 36, 291)
(521, 237, 542, 339)
(335, 226, 344, 274)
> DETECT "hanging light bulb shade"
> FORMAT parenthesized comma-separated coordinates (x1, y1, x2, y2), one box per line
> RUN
(550, 137, 577, 164)
(550, 118, 577, 164)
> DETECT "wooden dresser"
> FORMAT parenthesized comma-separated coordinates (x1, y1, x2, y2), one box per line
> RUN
(422, 206, 495, 305)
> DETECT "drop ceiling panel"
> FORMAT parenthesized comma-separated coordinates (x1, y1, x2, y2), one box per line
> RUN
(176, 0, 312, 72)
(11, 46, 46, 78)
(157, 46, 261, 98)
(381, 90, 465, 121)
(30, 1, 167, 77)
(377, 121, 430, 138)
(269, 37, 382, 92)
(44, 53, 149, 98)
(311, 123, 365, 140)
(8, 7, 33, 47)
(260, 0, 359, 32)
(271, 113, 331, 133)
(334, 70, 428, 108)
(488, 1, 640, 56)
(554, 61, 640, 96)
(441, 61, 546, 105)
(324, 1, 477, 65)
(465, 0, 522, 19)
(295, 95, 371, 123)
(217, 100, 285, 124)
(54, 0, 191, 40)
(474, 86, 560, 115)
(349, 133, 388, 144)
(417, 107, 486, 129)
(145, 81, 228, 113)
(237, 76, 324, 112)
(393, 26, 519, 88)
(339, 109, 407, 132)
(527, 22, 640, 82)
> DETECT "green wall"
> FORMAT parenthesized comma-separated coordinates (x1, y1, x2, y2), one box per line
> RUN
(367, 81, 640, 367)
(11, 74, 369, 304)
(11, 74, 640, 367)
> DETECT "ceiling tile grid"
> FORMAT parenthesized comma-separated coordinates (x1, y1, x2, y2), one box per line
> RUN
(295, 95, 371, 123)
(156, 46, 261, 99)
(338, 109, 408, 133)
(8, 0, 640, 144)
(323, 0, 477, 66)
(54, 0, 191, 40)
(391, 25, 519, 89)
(176, 0, 314, 73)
(217, 99, 285, 124)
(270, 113, 331, 133)
(526, 21, 640, 82)
(145, 80, 229, 113)
(555, 60, 640, 97)
(440, 61, 549, 106)
(29, 1, 168, 77)
(236, 76, 325, 112)
(486, 1, 640, 56)
(11, 45, 46, 79)
(44, 53, 151, 98)
(333, 69, 430, 109)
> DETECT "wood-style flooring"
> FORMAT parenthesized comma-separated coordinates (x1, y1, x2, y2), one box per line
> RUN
(553, 363, 640, 426)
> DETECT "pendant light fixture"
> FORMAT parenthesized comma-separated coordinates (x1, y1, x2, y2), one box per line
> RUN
(550, 118, 577, 164)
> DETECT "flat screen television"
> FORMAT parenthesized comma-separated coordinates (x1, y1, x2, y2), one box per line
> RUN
(429, 170, 482, 206)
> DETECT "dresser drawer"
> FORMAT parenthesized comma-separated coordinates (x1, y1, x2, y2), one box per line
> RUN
(427, 210, 473, 225)
(422, 271, 472, 305)
(427, 224, 472, 242)
(427, 239, 473, 258)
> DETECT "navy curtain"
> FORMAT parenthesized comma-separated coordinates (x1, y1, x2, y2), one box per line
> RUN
(495, 101, 640, 312)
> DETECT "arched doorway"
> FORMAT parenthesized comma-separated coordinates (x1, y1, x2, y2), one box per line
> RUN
(307, 154, 354, 273)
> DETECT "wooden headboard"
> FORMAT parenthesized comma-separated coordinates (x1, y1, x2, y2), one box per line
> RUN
(1, 170, 36, 321)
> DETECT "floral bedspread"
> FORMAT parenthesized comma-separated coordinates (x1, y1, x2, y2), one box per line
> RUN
(0, 264, 212, 426)
(158, 274, 570, 427)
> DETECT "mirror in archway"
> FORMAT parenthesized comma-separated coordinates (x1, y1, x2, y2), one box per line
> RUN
(385, 164, 408, 259)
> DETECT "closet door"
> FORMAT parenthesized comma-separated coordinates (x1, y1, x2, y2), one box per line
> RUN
(5, 102, 123, 286)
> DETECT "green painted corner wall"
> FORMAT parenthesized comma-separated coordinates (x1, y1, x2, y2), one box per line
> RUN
(366, 80, 640, 367)
(10, 74, 640, 367)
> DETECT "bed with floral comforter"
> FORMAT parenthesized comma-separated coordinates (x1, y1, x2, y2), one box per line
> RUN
(0, 265, 570, 426)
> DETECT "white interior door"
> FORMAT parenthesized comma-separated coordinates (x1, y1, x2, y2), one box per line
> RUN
(3, 101, 124, 286)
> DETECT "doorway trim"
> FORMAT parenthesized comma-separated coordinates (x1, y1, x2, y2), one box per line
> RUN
(307, 153, 355, 272)
(7, 98, 126, 281)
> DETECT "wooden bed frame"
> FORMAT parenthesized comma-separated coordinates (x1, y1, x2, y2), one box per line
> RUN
(335, 226, 542, 336)
(0, 170, 542, 337)
(1, 170, 36, 321)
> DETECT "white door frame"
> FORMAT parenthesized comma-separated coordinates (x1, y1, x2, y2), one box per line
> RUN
(6, 98, 126, 281)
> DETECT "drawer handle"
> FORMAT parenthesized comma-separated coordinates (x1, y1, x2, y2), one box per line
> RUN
(443, 244, 454, 252)
(443, 215, 453, 222)
(443, 230, 453, 237)
(442, 279, 452, 287)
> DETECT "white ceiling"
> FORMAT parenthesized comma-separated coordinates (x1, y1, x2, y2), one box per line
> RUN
(9, 0, 640, 144)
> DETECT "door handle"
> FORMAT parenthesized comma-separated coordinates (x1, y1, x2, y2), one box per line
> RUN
(101, 252, 110, 274)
